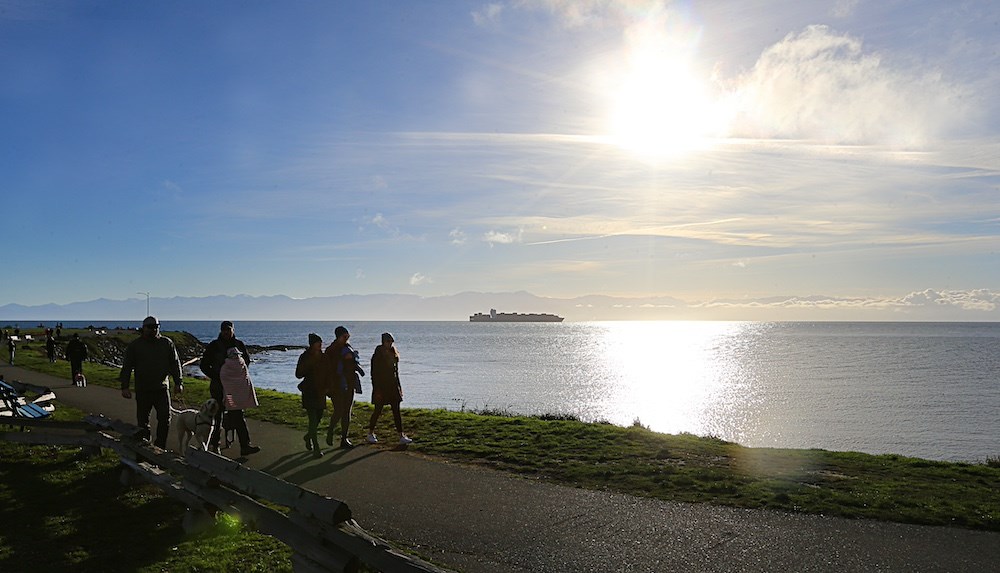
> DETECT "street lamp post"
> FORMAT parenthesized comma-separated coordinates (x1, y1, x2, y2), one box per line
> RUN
(137, 292, 150, 316)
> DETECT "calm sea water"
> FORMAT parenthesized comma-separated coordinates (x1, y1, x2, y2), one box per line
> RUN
(55, 320, 1000, 462)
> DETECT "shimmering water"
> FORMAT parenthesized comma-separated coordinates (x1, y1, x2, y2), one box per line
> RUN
(69, 320, 1000, 462)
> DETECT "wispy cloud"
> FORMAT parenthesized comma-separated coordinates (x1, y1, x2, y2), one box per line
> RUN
(698, 289, 1000, 314)
(409, 272, 431, 286)
(729, 25, 973, 146)
(471, 3, 504, 27)
(483, 229, 519, 246)
(449, 228, 467, 245)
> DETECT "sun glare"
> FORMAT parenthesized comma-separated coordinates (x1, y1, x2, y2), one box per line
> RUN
(604, 16, 730, 158)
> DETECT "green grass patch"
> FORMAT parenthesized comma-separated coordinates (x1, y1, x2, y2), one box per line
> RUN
(0, 438, 292, 572)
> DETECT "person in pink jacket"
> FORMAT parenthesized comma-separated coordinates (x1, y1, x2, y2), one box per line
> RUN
(219, 346, 260, 456)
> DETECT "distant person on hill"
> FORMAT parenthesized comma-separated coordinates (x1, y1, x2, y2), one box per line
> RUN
(66, 333, 89, 383)
(325, 325, 364, 449)
(45, 334, 56, 363)
(199, 320, 259, 456)
(118, 316, 184, 448)
(218, 345, 261, 456)
(7, 337, 15, 365)
(366, 332, 412, 445)
(296, 333, 333, 457)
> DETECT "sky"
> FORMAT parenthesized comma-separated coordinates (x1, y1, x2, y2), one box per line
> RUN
(2, 0, 999, 320)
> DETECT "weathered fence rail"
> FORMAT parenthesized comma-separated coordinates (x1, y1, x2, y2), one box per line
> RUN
(0, 415, 451, 573)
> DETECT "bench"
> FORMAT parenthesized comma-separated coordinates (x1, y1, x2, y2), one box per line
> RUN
(0, 380, 53, 421)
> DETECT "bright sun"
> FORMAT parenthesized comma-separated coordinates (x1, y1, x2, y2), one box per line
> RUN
(605, 20, 729, 157)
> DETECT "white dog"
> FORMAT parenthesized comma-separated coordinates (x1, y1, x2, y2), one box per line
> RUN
(171, 398, 219, 453)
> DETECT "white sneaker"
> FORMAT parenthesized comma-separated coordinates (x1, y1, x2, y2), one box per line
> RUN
(366, 433, 378, 444)
(399, 434, 413, 445)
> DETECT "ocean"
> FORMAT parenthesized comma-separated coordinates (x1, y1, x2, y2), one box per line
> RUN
(49, 320, 1000, 463)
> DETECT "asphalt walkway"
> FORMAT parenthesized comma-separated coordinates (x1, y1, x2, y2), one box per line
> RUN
(3, 363, 999, 572)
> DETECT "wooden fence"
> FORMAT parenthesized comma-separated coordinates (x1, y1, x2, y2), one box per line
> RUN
(0, 414, 451, 573)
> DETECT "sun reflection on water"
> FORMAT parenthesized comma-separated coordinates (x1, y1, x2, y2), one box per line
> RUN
(589, 321, 769, 440)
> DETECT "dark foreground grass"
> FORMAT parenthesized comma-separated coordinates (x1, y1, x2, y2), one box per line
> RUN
(7, 329, 1000, 534)
(0, 411, 293, 572)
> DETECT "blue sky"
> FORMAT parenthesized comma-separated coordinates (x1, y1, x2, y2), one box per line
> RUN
(3, 0, 999, 319)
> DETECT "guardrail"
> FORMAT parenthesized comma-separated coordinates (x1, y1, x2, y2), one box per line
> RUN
(0, 415, 451, 573)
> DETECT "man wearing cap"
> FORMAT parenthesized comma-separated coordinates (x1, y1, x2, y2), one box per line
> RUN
(325, 325, 364, 448)
(66, 332, 89, 383)
(199, 320, 260, 456)
(119, 316, 184, 448)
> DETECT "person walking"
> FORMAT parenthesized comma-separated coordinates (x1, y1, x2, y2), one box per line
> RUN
(7, 337, 14, 365)
(45, 334, 56, 363)
(366, 332, 412, 445)
(66, 333, 89, 384)
(118, 316, 184, 448)
(199, 320, 260, 456)
(325, 325, 364, 449)
(296, 333, 333, 457)
(219, 346, 261, 456)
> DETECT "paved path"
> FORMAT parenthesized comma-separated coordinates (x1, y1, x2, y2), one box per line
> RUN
(3, 363, 999, 572)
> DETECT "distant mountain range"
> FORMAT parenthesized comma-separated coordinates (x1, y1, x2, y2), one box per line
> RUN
(1, 289, 996, 322)
(0, 291, 690, 322)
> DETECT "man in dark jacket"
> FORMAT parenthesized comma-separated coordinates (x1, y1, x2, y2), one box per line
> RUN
(199, 320, 259, 456)
(119, 316, 184, 448)
(324, 325, 364, 449)
(66, 333, 89, 382)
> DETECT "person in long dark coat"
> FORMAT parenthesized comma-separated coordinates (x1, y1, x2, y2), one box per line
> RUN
(365, 332, 412, 445)
(296, 333, 332, 457)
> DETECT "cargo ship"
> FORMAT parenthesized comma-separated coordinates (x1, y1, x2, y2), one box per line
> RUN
(469, 309, 564, 322)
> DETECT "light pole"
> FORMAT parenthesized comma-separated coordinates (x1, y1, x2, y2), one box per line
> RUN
(137, 292, 150, 316)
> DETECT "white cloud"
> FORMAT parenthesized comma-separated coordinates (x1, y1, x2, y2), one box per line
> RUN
(162, 180, 183, 196)
(525, 0, 627, 29)
(831, 0, 860, 18)
(410, 272, 432, 286)
(472, 3, 504, 27)
(900, 288, 999, 311)
(449, 228, 467, 245)
(698, 289, 999, 314)
(483, 229, 519, 246)
(730, 25, 972, 146)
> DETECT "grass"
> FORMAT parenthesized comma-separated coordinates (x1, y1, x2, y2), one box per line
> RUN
(3, 326, 1000, 548)
(0, 408, 293, 572)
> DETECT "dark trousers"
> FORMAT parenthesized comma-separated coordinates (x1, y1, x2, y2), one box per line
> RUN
(70, 360, 84, 379)
(368, 400, 403, 434)
(209, 379, 253, 450)
(327, 392, 354, 440)
(224, 409, 252, 449)
(135, 386, 171, 448)
(305, 408, 323, 449)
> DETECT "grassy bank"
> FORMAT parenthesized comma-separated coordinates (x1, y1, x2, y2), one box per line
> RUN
(0, 406, 294, 571)
(5, 327, 1000, 533)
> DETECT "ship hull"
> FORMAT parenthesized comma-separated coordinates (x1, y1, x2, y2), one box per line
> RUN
(469, 312, 564, 322)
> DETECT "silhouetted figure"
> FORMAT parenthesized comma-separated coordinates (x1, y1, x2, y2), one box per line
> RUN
(200, 321, 259, 456)
(296, 333, 332, 457)
(325, 326, 364, 449)
(366, 332, 412, 445)
(66, 333, 89, 384)
(118, 316, 184, 449)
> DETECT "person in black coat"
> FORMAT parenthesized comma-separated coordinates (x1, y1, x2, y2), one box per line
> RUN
(199, 320, 259, 456)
